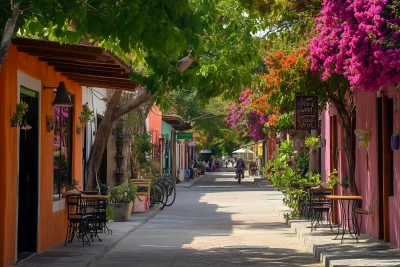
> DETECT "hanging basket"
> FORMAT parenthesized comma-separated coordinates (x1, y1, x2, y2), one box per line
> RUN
(11, 120, 18, 127)
(391, 135, 400, 150)
(354, 129, 370, 148)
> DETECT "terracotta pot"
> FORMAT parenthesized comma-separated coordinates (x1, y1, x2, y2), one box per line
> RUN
(60, 186, 67, 197)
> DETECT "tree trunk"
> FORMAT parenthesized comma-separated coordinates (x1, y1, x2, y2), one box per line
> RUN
(328, 94, 358, 195)
(0, 3, 21, 73)
(86, 88, 154, 189)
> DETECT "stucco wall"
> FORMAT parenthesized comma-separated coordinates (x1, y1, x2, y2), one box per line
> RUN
(321, 109, 330, 182)
(354, 91, 379, 240)
(0, 45, 83, 266)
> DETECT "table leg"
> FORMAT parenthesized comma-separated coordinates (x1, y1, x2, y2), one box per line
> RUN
(351, 200, 359, 242)
(334, 199, 346, 240)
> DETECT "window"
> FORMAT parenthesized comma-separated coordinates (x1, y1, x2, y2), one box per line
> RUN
(53, 106, 73, 201)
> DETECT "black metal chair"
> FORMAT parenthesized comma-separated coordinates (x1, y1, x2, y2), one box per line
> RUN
(65, 194, 91, 246)
(309, 188, 333, 232)
(96, 199, 112, 235)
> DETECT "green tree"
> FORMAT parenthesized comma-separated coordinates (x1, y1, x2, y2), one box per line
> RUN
(166, 89, 240, 156)
(1, 1, 265, 187)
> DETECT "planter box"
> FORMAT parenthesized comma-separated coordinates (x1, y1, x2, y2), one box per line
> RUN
(110, 202, 133, 222)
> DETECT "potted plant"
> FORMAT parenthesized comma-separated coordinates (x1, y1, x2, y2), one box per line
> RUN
(108, 181, 137, 222)
(392, 131, 400, 150)
(11, 101, 29, 127)
(46, 115, 55, 132)
(76, 103, 95, 135)
(328, 169, 339, 189)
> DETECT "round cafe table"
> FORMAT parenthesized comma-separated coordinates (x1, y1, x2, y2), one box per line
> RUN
(325, 195, 363, 243)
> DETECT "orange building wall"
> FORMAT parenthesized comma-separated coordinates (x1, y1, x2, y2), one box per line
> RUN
(148, 105, 162, 143)
(0, 44, 83, 266)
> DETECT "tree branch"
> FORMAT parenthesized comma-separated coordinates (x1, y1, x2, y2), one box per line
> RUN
(112, 87, 156, 120)
(0, 2, 21, 72)
(175, 54, 195, 72)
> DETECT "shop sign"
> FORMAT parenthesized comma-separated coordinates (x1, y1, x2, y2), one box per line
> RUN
(177, 132, 193, 139)
(295, 95, 318, 130)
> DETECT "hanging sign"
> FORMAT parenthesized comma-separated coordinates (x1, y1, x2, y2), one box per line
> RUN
(177, 132, 193, 139)
(295, 95, 319, 130)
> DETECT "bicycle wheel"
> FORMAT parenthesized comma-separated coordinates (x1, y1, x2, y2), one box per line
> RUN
(238, 172, 242, 184)
(150, 184, 165, 208)
(156, 182, 168, 209)
(164, 181, 176, 207)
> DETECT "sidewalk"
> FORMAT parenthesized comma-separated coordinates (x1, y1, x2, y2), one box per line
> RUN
(261, 182, 400, 266)
(287, 218, 400, 266)
(15, 207, 161, 267)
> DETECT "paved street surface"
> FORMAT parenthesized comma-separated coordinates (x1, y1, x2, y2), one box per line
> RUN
(94, 169, 322, 267)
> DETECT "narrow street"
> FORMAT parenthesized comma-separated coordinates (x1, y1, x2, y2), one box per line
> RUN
(94, 169, 322, 267)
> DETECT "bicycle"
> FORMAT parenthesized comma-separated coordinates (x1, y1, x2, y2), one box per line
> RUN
(161, 174, 176, 207)
(149, 179, 167, 209)
(237, 168, 243, 184)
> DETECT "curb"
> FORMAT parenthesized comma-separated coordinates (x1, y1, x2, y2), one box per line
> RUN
(176, 174, 207, 188)
(188, 174, 206, 188)
(86, 207, 161, 267)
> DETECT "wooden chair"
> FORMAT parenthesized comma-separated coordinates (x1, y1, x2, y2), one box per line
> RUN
(131, 179, 151, 196)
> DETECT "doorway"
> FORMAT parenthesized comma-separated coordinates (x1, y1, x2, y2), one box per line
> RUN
(377, 96, 392, 241)
(18, 87, 39, 260)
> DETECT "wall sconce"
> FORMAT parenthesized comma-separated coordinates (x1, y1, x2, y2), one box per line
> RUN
(43, 82, 73, 107)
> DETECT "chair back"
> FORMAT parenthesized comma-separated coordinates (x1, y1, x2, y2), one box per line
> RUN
(309, 188, 333, 207)
(66, 195, 83, 217)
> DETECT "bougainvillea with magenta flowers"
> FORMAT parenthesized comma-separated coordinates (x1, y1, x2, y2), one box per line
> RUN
(310, 0, 400, 92)
(226, 89, 270, 142)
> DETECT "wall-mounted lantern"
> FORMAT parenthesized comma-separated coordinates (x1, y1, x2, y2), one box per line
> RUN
(43, 82, 73, 107)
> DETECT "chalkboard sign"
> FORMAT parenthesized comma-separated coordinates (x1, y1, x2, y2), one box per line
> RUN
(295, 95, 318, 130)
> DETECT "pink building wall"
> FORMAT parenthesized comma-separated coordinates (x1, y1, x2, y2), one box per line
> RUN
(381, 86, 400, 246)
(322, 89, 400, 247)
(321, 109, 330, 182)
(354, 91, 379, 240)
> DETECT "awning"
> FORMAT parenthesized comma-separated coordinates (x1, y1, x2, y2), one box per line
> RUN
(162, 115, 192, 131)
(12, 38, 137, 91)
(232, 148, 254, 154)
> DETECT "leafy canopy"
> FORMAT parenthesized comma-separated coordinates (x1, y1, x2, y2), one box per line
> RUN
(1, 0, 265, 100)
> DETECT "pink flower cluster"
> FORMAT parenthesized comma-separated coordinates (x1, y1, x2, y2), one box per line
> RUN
(310, 0, 400, 92)
(226, 89, 269, 142)
(248, 111, 269, 142)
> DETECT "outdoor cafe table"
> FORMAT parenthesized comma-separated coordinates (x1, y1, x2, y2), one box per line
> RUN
(325, 195, 363, 243)
(80, 194, 109, 241)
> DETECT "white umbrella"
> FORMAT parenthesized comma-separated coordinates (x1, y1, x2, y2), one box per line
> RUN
(200, 149, 212, 153)
(232, 148, 254, 154)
